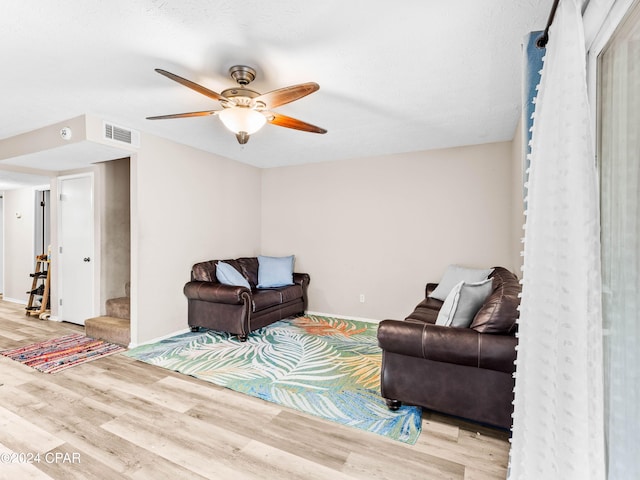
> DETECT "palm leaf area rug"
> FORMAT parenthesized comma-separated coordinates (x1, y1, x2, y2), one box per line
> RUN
(125, 315, 422, 444)
(0, 333, 126, 374)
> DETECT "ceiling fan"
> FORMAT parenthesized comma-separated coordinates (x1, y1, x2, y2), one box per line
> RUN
(146, 65, 327, 144)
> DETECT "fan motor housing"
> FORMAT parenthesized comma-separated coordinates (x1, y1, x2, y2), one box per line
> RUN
(220, 88, 261, 108)
(221, 87, 260, 99)
(229, 65, 256, 86)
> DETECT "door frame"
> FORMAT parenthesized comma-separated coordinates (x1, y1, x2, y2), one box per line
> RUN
(56, 172, 98, 324)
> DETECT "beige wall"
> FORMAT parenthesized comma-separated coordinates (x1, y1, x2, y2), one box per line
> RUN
(2, 187, 36, 303)
(97, 157, 131, 309)
(1, 113, 523, 340)
(1, 116, 262, 345)
(261, 142, 516, 321)
(511, 115, 526, 275)
(130, 134, 262, 344)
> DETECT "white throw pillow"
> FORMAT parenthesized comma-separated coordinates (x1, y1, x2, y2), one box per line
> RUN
(435, 278, 494, 328)
(429, 265, 494, 301)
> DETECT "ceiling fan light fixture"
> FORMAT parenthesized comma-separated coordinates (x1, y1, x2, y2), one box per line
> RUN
(235, 132, 250, 144)
(148, 67, 326, 144)
(218, 106, 266, 136)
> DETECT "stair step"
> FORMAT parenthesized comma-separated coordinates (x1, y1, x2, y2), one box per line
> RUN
(85, 316, 130, 347)
(106, 297, 130, 320)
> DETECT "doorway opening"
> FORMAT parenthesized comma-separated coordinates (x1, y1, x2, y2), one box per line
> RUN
(34, 189, 50, 258)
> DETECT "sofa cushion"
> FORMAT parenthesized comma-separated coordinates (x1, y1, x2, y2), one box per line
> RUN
(251, 284, 303, 312)
(470, 267, 521, 334)
(257, 255, 295, 288)
(252, 289, 283, 312)
(192, 260, 218, 282)
(429, 265, 494, 301)
(280, 284, 303, 303)
(215, 262, 251, 289)
(236, 257, 259, 288)
(405, 297, 442, 324)
(435, 278, 493, 328)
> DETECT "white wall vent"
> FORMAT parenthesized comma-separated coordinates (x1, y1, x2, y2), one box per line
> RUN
(103, 121, 140, 148)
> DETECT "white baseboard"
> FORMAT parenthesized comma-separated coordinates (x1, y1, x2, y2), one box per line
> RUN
(128, 314, 379, 348)
(305, 311, 380, 324)
(2, 297, 27, 305)
(2, 298, 59, 321)
(128, 327, 191, 349)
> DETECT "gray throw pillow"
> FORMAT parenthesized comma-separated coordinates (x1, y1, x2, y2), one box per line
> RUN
(216, 261, 251, 289)
(429, 265, 494, 301)
(257, 255, 295, 288)
(435, 281, 465, 326)
(436, 278, 494, 328)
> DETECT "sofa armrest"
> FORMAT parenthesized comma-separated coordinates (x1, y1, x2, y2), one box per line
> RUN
(425, 282, 439, 298)
(293, 273, 310, 311)
(293, 272, 310, 286)
(183, 281, 250, 305)
(377, 319, 516, 374)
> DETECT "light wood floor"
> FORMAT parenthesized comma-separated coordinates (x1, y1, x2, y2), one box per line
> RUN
(0, 299, 510, 480)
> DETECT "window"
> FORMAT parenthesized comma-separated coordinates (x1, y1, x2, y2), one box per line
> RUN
(598, 3, 640, 477)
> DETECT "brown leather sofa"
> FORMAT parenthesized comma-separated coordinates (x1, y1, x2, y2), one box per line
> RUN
(183, 257, 310, 341)
(376, 267, 520, 429)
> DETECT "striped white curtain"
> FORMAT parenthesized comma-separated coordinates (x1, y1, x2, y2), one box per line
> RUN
(508, 0, 605, 478)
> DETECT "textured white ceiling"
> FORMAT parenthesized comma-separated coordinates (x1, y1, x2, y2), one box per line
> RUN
(0, 0, 553, 173)
(0, 170, 50, 192)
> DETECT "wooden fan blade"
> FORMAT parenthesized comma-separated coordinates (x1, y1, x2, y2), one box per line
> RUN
(266, 112, 327, 134)
(146, 110, 219, 120)
(155, 69, 229, 103)
(255, 82, 319, 109)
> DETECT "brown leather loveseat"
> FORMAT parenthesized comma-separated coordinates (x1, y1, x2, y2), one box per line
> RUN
(184, 257, 310, 341)
(376, 267, 520, 429)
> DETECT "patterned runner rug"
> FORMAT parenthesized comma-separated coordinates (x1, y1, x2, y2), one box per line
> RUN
(0, 333, 126, 374)
(125, 315, 422, 444)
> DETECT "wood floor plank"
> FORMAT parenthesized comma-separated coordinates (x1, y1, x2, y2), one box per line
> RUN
(0, 325, 29, 342)
(0, 297, 511, 480)
(0, 442, 55, 480)
(0, 405, 65, 454)
(31, 444, 124, 480)
(409, 427, 509, 477)
(238, 439, 358, 480)
(0, 357, 41, 387)
(75, 371, 200, 413)
(89, 353, 178, 384)
(101, 413, 256, 480)
(0, 384, 48, 412)
(207, 406, 354, 471)
(2, 386, 210, 479)
(343, 450, 464, 480)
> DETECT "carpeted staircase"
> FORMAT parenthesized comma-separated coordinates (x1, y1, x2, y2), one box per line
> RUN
(85, 282, 130, 347)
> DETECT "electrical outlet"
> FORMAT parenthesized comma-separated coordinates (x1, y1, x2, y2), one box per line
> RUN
(359, 294, 365, 303)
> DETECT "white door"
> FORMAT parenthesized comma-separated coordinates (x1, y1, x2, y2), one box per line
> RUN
(58, 174, 94, 325)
